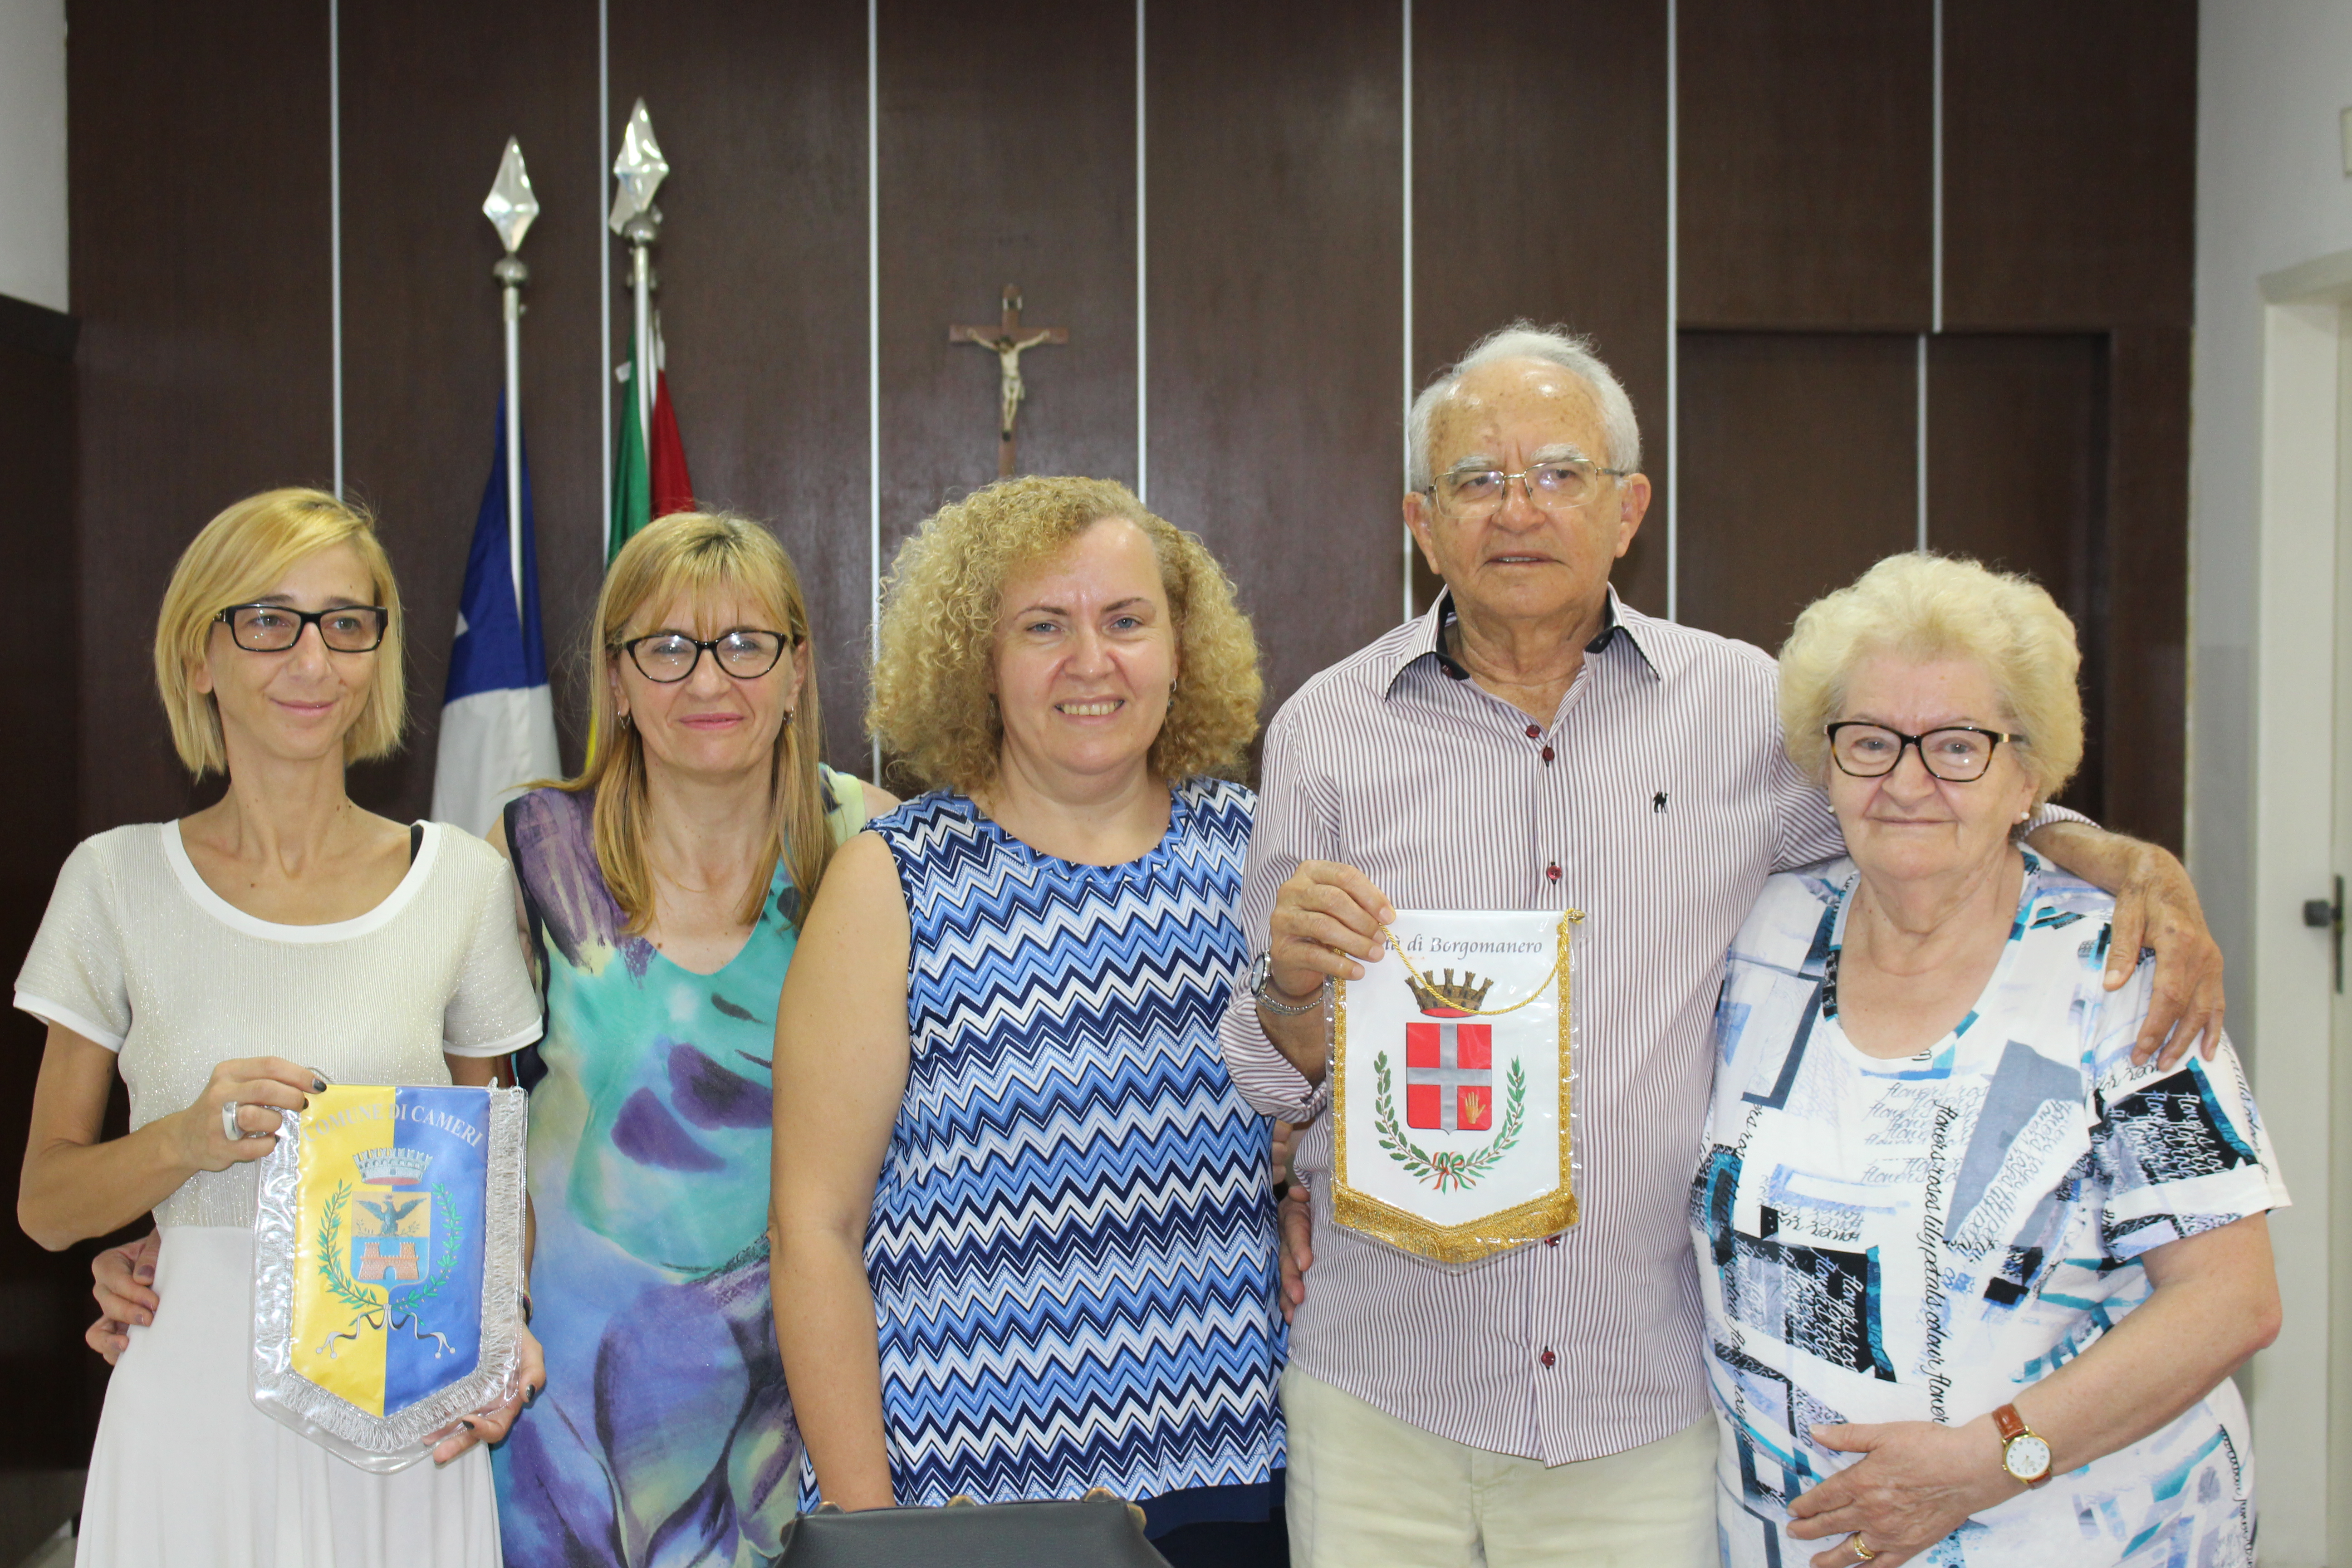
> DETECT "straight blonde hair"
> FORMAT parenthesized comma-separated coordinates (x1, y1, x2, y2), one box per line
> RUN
(152, 488, 407, 778)
(558, 513, 835, 932)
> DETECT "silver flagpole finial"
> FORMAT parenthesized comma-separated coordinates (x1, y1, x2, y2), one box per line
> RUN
(608, 99, 669, 238)
(485, 137, 535, 617)
(484, 137, 540, 259)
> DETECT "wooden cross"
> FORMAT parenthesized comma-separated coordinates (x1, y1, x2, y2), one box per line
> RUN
(950, 286, 1068, 477)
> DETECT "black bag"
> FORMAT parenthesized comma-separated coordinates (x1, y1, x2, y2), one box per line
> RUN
(774, 1491, 1171, 1568)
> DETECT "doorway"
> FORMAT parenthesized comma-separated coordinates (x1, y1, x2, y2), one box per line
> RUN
(2248, 252, 2352, 1566)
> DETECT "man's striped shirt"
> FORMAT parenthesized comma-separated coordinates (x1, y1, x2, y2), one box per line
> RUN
(1218, 590, 1843, 1464)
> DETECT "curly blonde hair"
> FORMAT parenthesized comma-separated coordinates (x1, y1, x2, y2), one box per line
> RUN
(869, 476, 1262, 794)
(1779, 552, 2084, 805)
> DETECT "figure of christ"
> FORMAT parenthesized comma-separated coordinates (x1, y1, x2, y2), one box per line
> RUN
(950, 286, 1067, 476)
(982, 330, 1055, 441)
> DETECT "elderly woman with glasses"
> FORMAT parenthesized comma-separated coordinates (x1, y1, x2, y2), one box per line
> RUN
(1693, 553, 2285, 1568)
(16, 489, 544, 1566)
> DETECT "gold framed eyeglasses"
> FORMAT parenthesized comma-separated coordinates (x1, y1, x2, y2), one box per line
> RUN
(1428, 456, 1628, 517)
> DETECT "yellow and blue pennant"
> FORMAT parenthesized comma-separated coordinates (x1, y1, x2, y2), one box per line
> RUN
(292, 1086, 490, 1417)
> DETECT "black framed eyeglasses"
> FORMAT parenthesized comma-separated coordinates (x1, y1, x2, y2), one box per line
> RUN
(216, 603, 388, 653)
(619, 629, 794, 683)
(1825, 722, 2025, 783)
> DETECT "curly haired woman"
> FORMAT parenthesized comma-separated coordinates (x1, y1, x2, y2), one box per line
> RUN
(770, 477, 1286, 1563)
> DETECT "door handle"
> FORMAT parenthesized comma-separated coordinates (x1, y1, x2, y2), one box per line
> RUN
(2304, 873, 2345, 993)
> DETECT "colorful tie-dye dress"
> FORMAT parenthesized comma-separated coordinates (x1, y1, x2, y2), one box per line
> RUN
(493, 774, 865, 1567)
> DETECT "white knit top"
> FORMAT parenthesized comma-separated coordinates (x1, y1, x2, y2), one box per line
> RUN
(14, 820, 542, 1228)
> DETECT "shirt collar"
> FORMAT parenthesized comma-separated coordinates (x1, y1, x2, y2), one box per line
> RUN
(1386, 585, 1660, 693)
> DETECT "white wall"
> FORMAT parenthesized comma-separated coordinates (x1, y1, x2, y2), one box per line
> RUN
(2196, 6, 2352, 1565)
(2195, 5, 2352, 1009)
(0, 0, 67, 313)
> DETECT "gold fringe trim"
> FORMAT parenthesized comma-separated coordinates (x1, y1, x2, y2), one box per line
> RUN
(1332, 911, 1580, 1265)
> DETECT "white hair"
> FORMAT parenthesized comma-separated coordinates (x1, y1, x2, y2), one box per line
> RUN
(1406, 322, 1642, 491)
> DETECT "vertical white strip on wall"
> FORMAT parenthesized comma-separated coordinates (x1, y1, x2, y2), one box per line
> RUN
(1921, 0, 1942, 554)
(1931, 0, 1945, 335)
(1400, 0, 1415, 622)
(1916, 335, 1929, 550)
(1136, 0, 1147, 505)
(868, 0, 882, 783)
(328, 0, 343, 497)
(598, 0, 611, 547)
(1663, 0, 1678, 621)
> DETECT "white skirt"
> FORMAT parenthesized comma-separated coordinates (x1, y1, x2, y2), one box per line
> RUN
(76, 1225, 500, 1568)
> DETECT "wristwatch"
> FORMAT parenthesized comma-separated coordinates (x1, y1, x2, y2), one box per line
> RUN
(1249, 953, 1324, 1016)
(1992, 1403, 2052, 1488)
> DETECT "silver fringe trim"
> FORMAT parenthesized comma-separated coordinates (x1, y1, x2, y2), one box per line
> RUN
(250, 1086, 528, 1474)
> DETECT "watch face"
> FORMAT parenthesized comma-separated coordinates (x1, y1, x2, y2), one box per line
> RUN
(2004, 1433, 2052, 1480)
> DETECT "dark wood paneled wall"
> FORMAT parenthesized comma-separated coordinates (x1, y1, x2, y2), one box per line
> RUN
(1943, 3, 2195, 846)
(1147, 0, 1403, 709)
(70, 0, 333, 838)
(1676, 333, 1918, 652)
(1928, 333, 2109, 818)
(340, 0, 603, 811)
(611, 0, 871, 772)
(1674, 0, 2194, 847)
(59, 0, 2196, 840)
(1679, 0, 1933, 331)
(0, 296, 99, 1465)
(1413, 0, 1670, 617)
(880, 0, 1139, 525)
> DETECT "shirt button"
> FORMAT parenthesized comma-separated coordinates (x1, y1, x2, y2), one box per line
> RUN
(1544, 1235, 1559, 1248)
(1545, 863, 1561, 882)
(1539, 1349, 1556, 1369)
(1524, 724, 1541, 739)
(1541, 746, 1555, 763)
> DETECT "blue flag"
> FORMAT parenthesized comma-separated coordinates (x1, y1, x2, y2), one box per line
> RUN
(431, 393, 560, 836)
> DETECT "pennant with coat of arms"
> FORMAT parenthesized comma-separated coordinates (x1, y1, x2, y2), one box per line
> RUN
(250, 1084, 528, 1472)
(1333, 909, 1580, 1265)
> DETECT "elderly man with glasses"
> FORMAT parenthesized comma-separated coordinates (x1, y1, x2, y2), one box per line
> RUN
(1216, 323, 2224, 1567)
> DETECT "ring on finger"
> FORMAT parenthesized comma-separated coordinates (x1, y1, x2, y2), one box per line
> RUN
(1850, 1535, 1877, 1563)
(221, 1101, 245, 1142)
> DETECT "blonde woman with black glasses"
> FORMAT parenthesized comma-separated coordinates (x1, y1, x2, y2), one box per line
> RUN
(485, 513, 896, 1568)
(15, 488, 544, 1565)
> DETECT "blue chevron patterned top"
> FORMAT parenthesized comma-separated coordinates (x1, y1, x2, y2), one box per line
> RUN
(857, 777, 1284, 1515)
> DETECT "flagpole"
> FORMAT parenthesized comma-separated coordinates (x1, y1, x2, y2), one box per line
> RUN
(630, 227, 655, 450)
(499, 272, 525, 615)
(485, 138, 540, 619)
(609, 101, 670, 490)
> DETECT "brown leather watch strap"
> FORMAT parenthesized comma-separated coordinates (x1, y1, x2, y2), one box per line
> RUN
(1992, 1402, 2053, 1488)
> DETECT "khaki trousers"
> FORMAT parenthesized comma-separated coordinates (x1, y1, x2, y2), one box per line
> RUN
(1282, 1365, 1716, 1568)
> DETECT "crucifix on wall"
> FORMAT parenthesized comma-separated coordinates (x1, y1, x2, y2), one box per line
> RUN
(950, 286, 1067, 477)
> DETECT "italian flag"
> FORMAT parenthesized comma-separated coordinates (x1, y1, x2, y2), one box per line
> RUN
(608, 322, 695, 563)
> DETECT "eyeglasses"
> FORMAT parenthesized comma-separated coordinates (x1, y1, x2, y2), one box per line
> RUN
(216, 603, 388, 653)
(619, 629, 794, 683)
(1825, 722, 2025, 783)
(1428, 456, 1628, 517)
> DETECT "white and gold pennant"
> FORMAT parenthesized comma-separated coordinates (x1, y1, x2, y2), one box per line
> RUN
(1332, 909, 1582, 1266)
